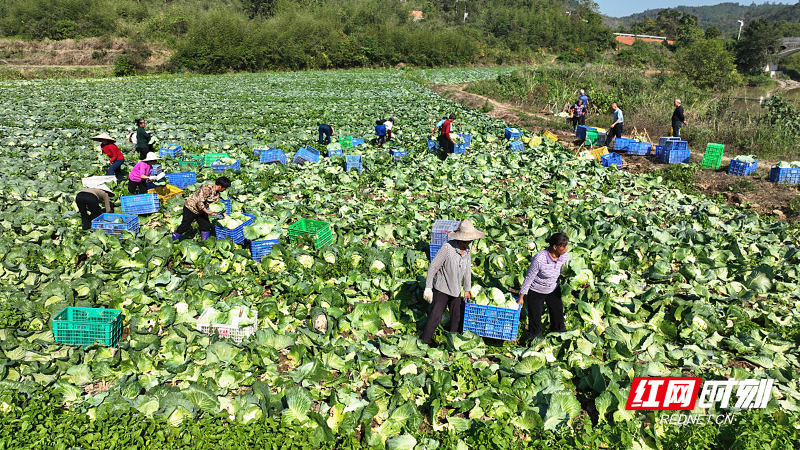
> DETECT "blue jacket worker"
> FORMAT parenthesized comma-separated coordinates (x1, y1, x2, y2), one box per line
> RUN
(318, 124, 335, 145)
(605, 103, 623, 147)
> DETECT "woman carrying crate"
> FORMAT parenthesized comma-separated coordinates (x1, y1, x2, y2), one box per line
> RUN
(91, 133, 125, 181)
(75, 184, 115, 231)
(128, 152, 161, 195)
(421, 219, 485, 345)
(517, 233, 570, 340)
(172, 176, 231, 242)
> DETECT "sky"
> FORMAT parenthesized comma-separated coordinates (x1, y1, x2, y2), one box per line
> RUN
(596, 0, 757, 18)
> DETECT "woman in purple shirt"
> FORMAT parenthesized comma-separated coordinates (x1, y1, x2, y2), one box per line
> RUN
(518, 233, 569, 339)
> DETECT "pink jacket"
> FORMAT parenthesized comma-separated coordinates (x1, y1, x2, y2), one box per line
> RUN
(129, 161, 152, 182)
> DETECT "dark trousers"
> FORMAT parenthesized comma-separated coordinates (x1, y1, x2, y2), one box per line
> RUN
(128, 179, 148, 195)
(318, 125, 332, 145)
(421, 289, 463, 345)
(107, 160, 124, 180)
(376, 134, 387, 146)
(672, 121, 682, 137)
(438, 135, 454, 153)
(605, 123, 623, 147)
(176, 206, 212, 234)
(526, 284, 565, 337)
(76, 192, 103, 230)
(572, 115, 585, 130)
(137, 146, 150, 160)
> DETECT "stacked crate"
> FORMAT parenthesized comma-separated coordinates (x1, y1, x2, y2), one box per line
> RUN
(429, 220, 460, 261)
(701, 143, 724, 169)
(663, 140, 690, 164)
(345, 155, 363, 173)
(159, 144, 182, 159)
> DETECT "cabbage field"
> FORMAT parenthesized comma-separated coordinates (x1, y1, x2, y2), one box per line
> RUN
(0, 69, 799, 449)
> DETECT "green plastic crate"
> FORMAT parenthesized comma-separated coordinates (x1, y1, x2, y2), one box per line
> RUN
(53, 307, 122, 347)
(585, 129, 600, 145)
(701, 153, 723, 169)
(203, 152, 230, 167)
(705, 143, 724, 156)
(179, 158, 201, 169)
(339, 136, 353, 149)
(288, 219, 333, 249)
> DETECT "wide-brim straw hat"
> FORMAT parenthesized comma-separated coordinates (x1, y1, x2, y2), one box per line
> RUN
(142, 152, 160, 162)
(448, 219, 485, 241)
(91, 132, 116, 143)
(95, 184, 115, 197)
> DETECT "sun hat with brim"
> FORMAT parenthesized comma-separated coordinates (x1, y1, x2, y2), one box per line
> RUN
(142, 152, 160, 162)
(91, 133, 116, 143)
(95, 184, 115, 197)
(448, 219, 485, 241)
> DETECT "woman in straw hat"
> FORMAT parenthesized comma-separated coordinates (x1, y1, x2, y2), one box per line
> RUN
(91, 133, 125, 181)
(75, 184, 115, 230)
(128, 151, 160, 195)
(517, 232, 570, 339)
(421, 219, 485, 345)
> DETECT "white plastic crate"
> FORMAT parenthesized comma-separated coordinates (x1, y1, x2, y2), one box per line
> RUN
(196, 307, 258, 343)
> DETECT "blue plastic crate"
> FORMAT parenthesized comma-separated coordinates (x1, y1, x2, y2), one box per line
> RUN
(259, 148, 287, 165)
(453, 143, 467, 155)
(504, 128, 521, 140)
(577, 125, 595, 140)
(218, 199, 232, 216)
(431, 220, 460, 245)
(91, 213, 139, 236)
(165, 172, 197, 189)
(345, 155, 363, 173)
(121, 193, 160, 215)
(509, 140, 525, 151)
(665, 140, 688, 152)
(159, 144, 182, 158)
(612, 138, 634, 151)
(211, 159, 241, 172)
(293, 146, 320, 165)
(627, 141, 652, 156)
(428, 139, 440, 151)
(463, 302, 522, 341)
(664, 149, 691, 164)
(328, 148, 343, 158)
(654, 145, 665, 161)
(456, 133, 472, 147)
(251, 238, 280, 262)
(390, 148, 408, 160)
(352, 138, 364, 146)
(429, 243, 442, 261)
(769, 167, 800, 184)
(601, 152, 623, 169)
(728, 159, 758, 176)
(660, 136, 681, 146)
(214, 213, 255, 244)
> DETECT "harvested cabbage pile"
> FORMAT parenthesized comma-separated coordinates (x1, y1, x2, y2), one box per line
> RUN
(215, 212, 249, 229)
(215, 157, 237, 165)
(200, 306, 256, 328)
(772, 161, 800, 168)
(469, 285, 518, 310)
(733, 154, 757, 163)
(243, 217, 281, 241)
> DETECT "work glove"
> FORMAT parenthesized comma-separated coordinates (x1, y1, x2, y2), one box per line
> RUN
(423, 288, 433, 304)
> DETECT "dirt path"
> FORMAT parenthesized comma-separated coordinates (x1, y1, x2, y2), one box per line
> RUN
(430, 82, 799, 221)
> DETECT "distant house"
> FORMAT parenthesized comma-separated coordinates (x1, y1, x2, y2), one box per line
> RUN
(410, 11, 423, 22)
(614, 35, 674, 45)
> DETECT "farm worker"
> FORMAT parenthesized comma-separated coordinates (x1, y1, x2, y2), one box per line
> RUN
(91, 133, 125, 181)
(375, 120, 388, 146)
(569, 99, 586, 133)
(384, 117, 396, 141)
(134, 118, 155, 161)
(517, 233, 570, 340)
(128, 152, 161, 195)
(437, 113, 457, 154)
(318, 123, 335, 145)
(75, 184, 115, 231)
(430, 116, 447, 137)
(605, 102, 623, 147)
(671, 99, 687, 137)
(172, 176, 231, 242)
(578, 89, 589, 109)
(421, 219, 485, 345)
